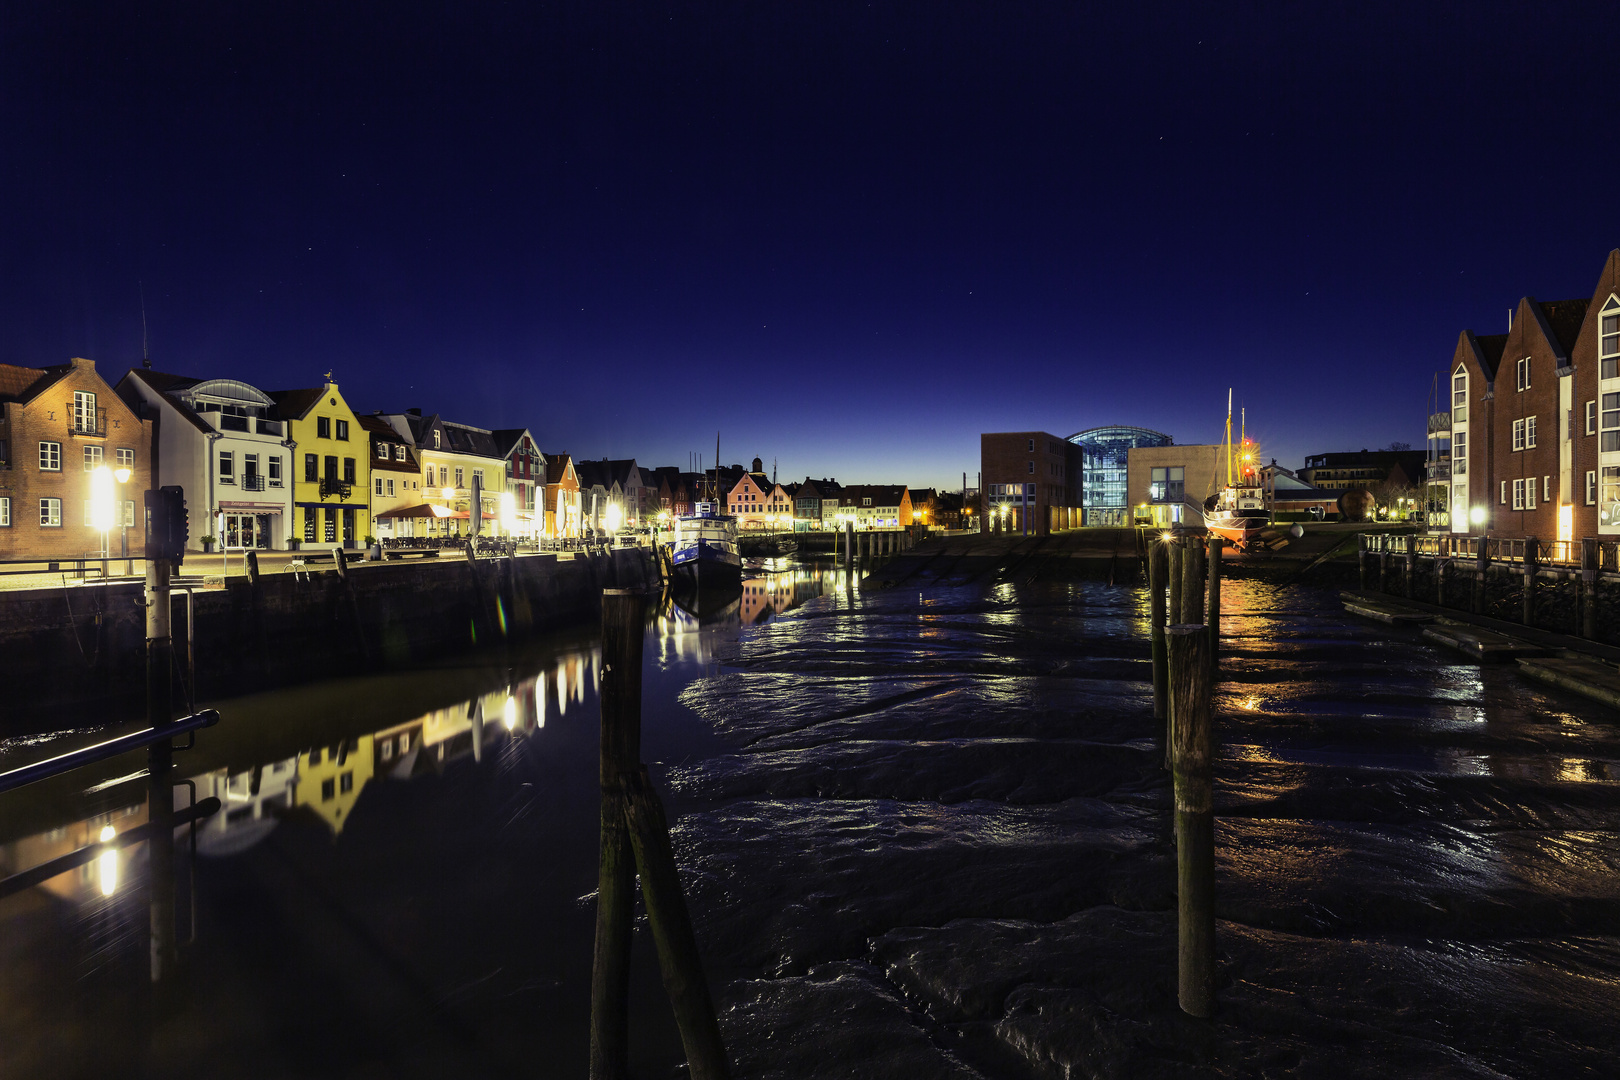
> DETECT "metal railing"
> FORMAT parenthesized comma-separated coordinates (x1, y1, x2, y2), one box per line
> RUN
(1370, 533, 1612, 568)
(0, 710, 220, 796)
(66, 404, 106, 437)
(256, 418, 283, 436)
(218, 415, 250, 432)
(319, 477, 352, 498)
(241, 474, 265, 491)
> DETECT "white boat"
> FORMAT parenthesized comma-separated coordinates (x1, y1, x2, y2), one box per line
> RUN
(669, 502, 741, 591)
(1203, 391, 1270, 550)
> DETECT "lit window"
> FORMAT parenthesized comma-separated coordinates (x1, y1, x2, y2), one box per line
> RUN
(1544, 476, 1552, 503)
(433, 430, 441, 449)
(1588, 471, 1598, 505)
(395, 445, 405, 462)
(39, 441, 61, 471)
(1605, 468, 1620, 527)
(1453, 430, 1466, 475)
(39, 497, 61, 526)
(1452, 370, 1467, 422)
(83, 444, 102, 471)
(73, 391, 96, 432)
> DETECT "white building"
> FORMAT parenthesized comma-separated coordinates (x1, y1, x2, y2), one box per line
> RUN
(116, 368, 295, 549)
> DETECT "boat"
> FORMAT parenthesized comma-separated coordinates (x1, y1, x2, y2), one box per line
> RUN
(1202, 391, 1270, 551)
(739, 533, 799, 558)
(668, 502, 742, 591)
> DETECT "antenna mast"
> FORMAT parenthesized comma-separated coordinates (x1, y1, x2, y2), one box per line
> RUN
(1225, 388, 1233, 487)
(139, 280, 151, 369)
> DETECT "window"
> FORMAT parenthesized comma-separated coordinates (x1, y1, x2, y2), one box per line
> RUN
(324, 455, 338, 480)
(82, 444, 102, 471)
(425, 467, 435, 488)
(335, 419, 349, 441)
(305, 453, 318, 481)
(1500, 481, 1508, 505)
(1525, 478, 1537, 510)
(1512, 479, 1524, 510)
(454, 467, 464, 488)
(473, 468, 483, 488)
(269, 455, 282, 486)
(122, 501, 134, 527)
(321, 778, 335, 801)
(1588, 470, 1598, 505)
(73, 391, 96, 432)
(39, 441, 60, 471)
(39, 498, 60, 526)
(317, 416, 331, 439)
(1603, 467, 1620, 525)
(1027, 461, 1034, 474)
(1544, 476, 1552, 503)
(304, 510, 316, 542)
(0, 497, 9, 526)
(1452, 371, 1467, 422)
(340, 771, 353, 794)
(381, 740, 394, 762)
(1026, 483, 1036, 495)
(1453, 430, 1466, 474)
(1604, 393, 1620, 452)
(399, 732, 410, 753)
(395, 444, 406, 461)
(1512, 419, 1524, 452)
(386, 478, 394, 496)
(1150, 466, 1185, 503)
(219, 451, 234, 482)
(1027, 439, 1034, 452)
(1525, 415, 1537, 448)
(1516, 356, 1531, 391)
(375, 477, 384, 496)
(82, 500, 93, 526)
(433, 430, 441, 449)
(1589, 401, 1598, 435)
(376, 442, 388, 459)
(863, 498, 872, 506)
(439, 466, 448, 487)
(1603, 302, 1620, 379)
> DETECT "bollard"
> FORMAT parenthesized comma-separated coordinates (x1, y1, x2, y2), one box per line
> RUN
(1473, 536, 1489, 614)
(1181, 537, 1205, 626)
(1150, 540, 1169, 723)
(1581, 538, 1598, 640)
(591, 590, 644, 1080)
(1167, 624, 1215, 1019)
(1205, 536, 1222, 667)
(245, 548, 260, 586)
(844, 521, 854, 568)
(1522, 537, 1538, 628)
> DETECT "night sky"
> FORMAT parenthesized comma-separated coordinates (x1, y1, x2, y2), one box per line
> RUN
(4, 2, 1619, 488)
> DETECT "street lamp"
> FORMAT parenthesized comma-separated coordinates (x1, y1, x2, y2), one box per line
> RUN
(500, 490, 516, 537)
(90, 465, 116, 563)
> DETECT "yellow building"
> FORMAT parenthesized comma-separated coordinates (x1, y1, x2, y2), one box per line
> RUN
(375, 410, 509, 537)
(269, 379, 373, 547)
(294, 736, 376, 836)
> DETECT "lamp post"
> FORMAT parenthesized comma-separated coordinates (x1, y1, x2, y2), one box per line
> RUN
(90, 465, 116, 574)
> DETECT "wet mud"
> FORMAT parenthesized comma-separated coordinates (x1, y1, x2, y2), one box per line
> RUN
(674, 578, 1620, 1078)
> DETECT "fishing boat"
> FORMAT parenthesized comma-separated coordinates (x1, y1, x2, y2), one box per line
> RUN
(1202, 391, 1270, 551)
(669, 502, 742, 591)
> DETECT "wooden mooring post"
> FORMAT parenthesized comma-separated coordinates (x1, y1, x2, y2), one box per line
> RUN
(1149, 539, 1168, 722)
(1435, 550, 1447, 607)
(1522, 537, 1539, 627)
(591, 588, 730, 1080)
(1181, 535, 1205, 625)
(1168, 538, 1184, 636)
(1206, 535, 1222, 667)
(1582, 537, 1598, 639)
(1167, 625, 1215, 1019)
(1473, 537, 1489, 614)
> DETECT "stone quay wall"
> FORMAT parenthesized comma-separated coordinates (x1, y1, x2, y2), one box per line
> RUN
(0, 547, 659, 724)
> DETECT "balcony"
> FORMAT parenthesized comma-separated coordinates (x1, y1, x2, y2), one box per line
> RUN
(242, 475, 265, 492)
(320, 477, 352, 499)
(1428, 411, 1451, 433)
(256, 418, 283, 437)
(66, 404, 105, 438)
(218, 414, 250, 432)
(1427, 459, 1451, 481)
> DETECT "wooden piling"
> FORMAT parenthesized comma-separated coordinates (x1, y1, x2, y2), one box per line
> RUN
(1149, 539, 1168, 722)
(1168, 538, 1184, 635)
(1181, 537, 1205, 626)
(591, 589, 645, 1080)
(1167, 624, 1215, 1020)
(245, 549, 260, 586)
(1522, 537, 1538, 628)
(1435, 554, 1447, 607)
(1205, 536, 1222, 667)
(623, 767, 731, 1080)
(1357, 535, 1367, 590)
(1376, 548, 1388, 593)
(1581, 537, 1598, 639)
(1473, 537, 1489, 614)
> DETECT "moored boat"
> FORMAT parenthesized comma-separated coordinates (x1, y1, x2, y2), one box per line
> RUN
(669, 502, 742, 591)
(1203, 391, 1270, 551)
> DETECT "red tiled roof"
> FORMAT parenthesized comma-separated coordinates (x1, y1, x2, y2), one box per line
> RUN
(0, 363, 57, 403)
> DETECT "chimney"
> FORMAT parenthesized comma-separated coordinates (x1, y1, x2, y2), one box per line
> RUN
(407, 408, 422, 416)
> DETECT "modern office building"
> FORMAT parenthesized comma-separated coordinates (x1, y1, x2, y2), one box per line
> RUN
(1067, 426, 1173, 526)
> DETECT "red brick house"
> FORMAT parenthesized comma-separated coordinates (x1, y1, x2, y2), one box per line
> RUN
(0, 357, 154, 559)
(1569, 249, 1620, 540)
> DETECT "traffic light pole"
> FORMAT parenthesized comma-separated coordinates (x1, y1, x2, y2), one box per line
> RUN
(145, 554, 178, 987)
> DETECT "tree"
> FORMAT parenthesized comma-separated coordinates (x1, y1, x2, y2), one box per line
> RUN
(1383, 441, 1412, 452)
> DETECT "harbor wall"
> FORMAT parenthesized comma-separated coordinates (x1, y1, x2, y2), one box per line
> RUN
(0, 548, 659, 726)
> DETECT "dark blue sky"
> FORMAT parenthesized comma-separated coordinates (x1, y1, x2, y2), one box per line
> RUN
(4, 2, 1617, 488)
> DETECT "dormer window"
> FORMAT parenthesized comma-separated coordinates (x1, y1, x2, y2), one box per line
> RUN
(395, 444, 405, 461)
(1515, 357, 1531, 392)
(433, 430, 441, 449)
(1602, 296, 1620, 379)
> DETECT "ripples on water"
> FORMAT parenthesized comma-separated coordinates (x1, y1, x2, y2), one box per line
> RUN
(3, 567, 1620, 1077)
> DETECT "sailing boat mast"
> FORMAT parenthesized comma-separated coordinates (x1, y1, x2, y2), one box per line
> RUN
(1225, 389, 1233, 487)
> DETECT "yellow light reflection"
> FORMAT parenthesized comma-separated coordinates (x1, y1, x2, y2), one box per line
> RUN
(98, 824, 118, 896)
(503, 695, 517, 730)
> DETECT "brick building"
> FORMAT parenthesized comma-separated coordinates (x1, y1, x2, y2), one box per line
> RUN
(979, 431, 1081, 535)
(0, 357, 154, 560)
(1441, 248, 1620, 543)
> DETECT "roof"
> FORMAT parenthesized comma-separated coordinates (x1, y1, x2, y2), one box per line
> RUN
(0, 362, 68, 404)
(489, 428, 534, 459)
(839, 484, 910, 505)
(543, 453, 575, 485)
(266, 386, 329, 421)
(574, 459, 615, 490)
(1066, 425, 1173, 447)
(118, 368, 216, 434)
(638, 466, 657, 487)
(1533, 298, 1589, 363)
(1469, 331, 1508, 379)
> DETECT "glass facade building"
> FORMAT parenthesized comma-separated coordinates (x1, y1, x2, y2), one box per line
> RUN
(1068, 426, 1173, 526)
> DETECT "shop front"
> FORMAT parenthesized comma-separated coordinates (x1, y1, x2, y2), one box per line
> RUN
(218, 501, 283, 549)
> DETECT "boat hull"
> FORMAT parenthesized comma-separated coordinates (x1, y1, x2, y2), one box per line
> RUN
(670, 546, 742, 591)
(1205, 514, 1269, 548)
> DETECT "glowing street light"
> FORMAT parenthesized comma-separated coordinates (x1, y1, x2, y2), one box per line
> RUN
(500, 490, 516, 535)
